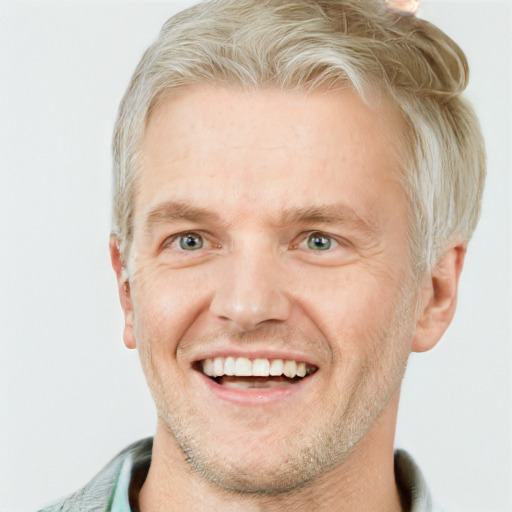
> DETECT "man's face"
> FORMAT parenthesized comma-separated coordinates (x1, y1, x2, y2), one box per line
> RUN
(125, 86, 418, 493)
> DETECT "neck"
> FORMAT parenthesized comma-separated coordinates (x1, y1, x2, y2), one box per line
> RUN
(138, 393, 404, 512)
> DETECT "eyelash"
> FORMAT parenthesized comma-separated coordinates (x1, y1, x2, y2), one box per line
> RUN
(297, 231, 340, 252)
(162, 232, 215, 251)
(161, 231, 344, 253)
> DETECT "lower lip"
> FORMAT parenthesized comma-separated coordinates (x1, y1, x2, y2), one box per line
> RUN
(197, 371, 315, 406)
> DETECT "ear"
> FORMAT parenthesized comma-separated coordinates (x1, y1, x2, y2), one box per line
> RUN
(411, 243, 467, 353)
(109, 236, 136, 349)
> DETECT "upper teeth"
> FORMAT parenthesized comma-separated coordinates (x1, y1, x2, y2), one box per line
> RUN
(201, 357, 315, 379)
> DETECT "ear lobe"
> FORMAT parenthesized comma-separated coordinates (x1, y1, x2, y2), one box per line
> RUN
(411, 243, 467, 353)
(109, 236, 136, 350)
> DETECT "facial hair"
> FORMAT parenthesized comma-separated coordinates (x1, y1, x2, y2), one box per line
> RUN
(136, 285, 416, 496)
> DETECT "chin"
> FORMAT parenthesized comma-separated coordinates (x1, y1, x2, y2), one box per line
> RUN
(187, 453, 324, 496)
(168, 416, 357, 496)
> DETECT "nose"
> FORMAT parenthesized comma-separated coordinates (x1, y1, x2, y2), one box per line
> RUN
(209, 240, 292, 331)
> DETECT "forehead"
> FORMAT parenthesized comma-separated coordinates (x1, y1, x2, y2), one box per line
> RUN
(136, 85, 406, 227)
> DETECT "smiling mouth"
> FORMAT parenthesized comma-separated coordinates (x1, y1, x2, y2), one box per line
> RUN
(197, 357, 318, 389)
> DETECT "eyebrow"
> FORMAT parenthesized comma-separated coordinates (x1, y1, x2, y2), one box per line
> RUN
(143, 200, 380, 235)
(144, 201, 224, 234)
(278, 204, 380, 235)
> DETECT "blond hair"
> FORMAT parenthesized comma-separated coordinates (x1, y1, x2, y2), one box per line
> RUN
(112, 0, 486, 274)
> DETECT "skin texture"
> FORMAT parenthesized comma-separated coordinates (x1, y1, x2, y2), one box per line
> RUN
(110, 85, 466, 511)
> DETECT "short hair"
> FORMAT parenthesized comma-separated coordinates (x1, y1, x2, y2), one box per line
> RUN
(112, 0, 486, 275)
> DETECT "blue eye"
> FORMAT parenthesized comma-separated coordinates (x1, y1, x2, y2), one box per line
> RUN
(178, 233, 204, 250)
(307, 232, 332, 251)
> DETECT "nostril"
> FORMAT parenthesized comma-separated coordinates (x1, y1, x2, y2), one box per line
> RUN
(208, 256, 292, 329)
(209, 295, 292, 331)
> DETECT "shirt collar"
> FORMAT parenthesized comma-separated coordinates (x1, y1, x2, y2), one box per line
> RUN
(109, 451, 134, 512)
(107, 443, 439, 512)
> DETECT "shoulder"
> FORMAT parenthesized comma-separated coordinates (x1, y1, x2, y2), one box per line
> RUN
(36, 438, 153, 512)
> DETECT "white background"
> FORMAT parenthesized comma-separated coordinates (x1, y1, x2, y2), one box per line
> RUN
(0, 1, 510, 511)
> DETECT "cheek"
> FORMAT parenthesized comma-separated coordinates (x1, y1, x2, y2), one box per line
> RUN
(130, 262, 213, 350)
(297, 266, 402, 338)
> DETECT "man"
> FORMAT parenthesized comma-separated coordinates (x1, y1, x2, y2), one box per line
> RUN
(39, 0, 485, 510)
